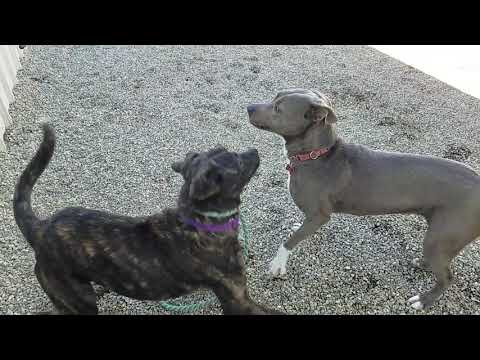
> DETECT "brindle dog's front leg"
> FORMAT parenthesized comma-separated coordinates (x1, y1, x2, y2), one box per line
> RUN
(269, 212, 330, 278)
(213, 280, 284, 315)
(221, 295, 284, 315)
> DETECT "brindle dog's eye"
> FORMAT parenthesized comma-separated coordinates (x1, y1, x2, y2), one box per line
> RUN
(187, 153, 199, 162)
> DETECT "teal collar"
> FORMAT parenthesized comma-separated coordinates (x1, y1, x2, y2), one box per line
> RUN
(194, 208, 239, 219)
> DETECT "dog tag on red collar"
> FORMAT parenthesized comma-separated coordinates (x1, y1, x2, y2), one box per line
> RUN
(286, 164, 295, 174)
(287, 147, 330, 173)
(310, 148, 329, 159)
(309, 150, 320, 159)
(292, 147, 330, 162)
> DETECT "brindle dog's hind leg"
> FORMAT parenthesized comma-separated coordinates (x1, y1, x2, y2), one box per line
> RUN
(34, 263, 99, 315)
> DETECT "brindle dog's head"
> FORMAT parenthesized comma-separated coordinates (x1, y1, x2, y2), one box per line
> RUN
(172, 147, 260, 213)
(246, 89, 337, 138)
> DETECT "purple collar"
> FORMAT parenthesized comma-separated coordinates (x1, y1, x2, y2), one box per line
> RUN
(180, 215, 240, 233)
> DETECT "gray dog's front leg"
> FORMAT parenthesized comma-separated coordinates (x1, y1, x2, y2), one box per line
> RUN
(269, 213, 330, 277)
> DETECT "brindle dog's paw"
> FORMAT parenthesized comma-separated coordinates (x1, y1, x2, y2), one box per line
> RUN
(93, 284, 109, 297)
(33, 310, 56, 315)
(268, 309, 286, 315)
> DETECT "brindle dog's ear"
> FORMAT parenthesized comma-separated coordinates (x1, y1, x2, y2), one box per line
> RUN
(171, 161, 184, 174)
(310, 91, 337, 124)
(172, 152, 199, 174)
(210, 145, 228, 155)
(189, 166, 222, 201)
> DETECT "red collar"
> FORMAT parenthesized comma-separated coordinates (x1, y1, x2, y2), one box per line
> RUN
(286, 147, 331, 174)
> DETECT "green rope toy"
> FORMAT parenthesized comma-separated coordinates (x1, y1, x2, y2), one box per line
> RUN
(159, 211, 250, 313)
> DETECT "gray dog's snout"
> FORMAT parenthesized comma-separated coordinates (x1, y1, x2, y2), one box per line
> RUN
(247, 105, 256, 116)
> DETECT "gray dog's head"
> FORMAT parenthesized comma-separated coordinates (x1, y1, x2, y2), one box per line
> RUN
(247, 89, 337, 137)
(172, 146, 260, 212)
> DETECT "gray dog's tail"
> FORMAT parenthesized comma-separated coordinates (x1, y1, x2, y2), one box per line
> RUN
(13, 123, 56, 244)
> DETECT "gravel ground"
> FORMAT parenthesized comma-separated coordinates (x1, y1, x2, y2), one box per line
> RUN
(1, 45, 480, 315)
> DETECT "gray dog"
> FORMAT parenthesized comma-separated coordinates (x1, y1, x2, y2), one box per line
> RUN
(247, 88, 480, 310)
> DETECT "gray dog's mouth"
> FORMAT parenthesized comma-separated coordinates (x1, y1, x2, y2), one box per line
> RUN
(248, 116, 269, 130)
(254, 124, 269, 130)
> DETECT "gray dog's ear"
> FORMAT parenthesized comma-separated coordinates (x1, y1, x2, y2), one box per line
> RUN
(310, 91, 337, 124)
(189, 167, 222, 201)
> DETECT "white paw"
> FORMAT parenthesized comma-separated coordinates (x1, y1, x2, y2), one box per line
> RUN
(269, 245, 290, 277)
(291, 222, 301, 232)
(407, 295, 424, 310)
(407, 295, 419, 303)
(411, 301, 424, 310)
(411, 258, 422, 267)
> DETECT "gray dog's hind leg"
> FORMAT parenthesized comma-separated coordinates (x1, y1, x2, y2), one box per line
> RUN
(408, 255, 453, 310)
(411, 257, 431, 271)
(408, 209, 480, 310)
(408, 226, 459, 310)
(269, 213, 330, 277)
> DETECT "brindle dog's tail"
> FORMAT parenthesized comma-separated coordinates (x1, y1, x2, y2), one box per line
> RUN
(13, 123, 55, 244)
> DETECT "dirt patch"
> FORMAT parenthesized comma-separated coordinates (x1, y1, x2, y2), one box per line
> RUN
(443, 144, 472, 162)
(377, 116, 422, 141)
(377, 116, 396, 126)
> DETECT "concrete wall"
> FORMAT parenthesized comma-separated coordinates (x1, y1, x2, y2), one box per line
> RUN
(370, 45, 480, 100)
(0, 45, 24, 152)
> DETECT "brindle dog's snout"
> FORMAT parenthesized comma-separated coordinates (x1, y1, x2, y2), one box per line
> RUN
(240, 148, 260, 177)
(243, 148, 259, 160)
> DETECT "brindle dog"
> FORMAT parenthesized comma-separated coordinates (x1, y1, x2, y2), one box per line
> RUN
(14, 123, 281, 315)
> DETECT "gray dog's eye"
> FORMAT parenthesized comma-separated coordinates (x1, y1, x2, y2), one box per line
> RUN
(274, 104, 281, 113)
